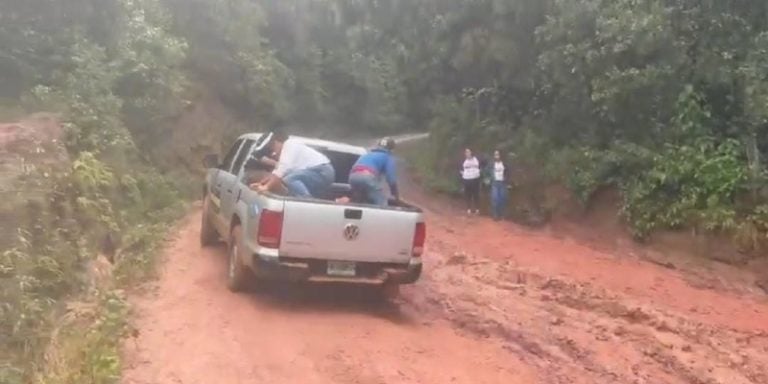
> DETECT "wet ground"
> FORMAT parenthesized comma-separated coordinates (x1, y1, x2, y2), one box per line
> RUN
(121, 163, 768, 384)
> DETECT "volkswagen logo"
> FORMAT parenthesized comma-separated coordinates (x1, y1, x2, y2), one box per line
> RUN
(343, 223, 360, 241)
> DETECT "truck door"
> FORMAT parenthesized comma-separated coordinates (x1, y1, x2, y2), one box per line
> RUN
(220, 138, 256, 235)
(211, 138, 244, 234)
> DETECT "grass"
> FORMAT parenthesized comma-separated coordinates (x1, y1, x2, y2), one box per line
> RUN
(0, 100, 26, 121)
(35, 203, 187, 384)
(398, 140, 463, 197)
(0, 165, 188, 384)
(33, 291, 129, 384)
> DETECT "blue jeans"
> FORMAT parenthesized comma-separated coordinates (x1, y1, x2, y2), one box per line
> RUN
(283, 163, 335, 199)
(491, 181, 508, 219)
(349, 172, 388, 206)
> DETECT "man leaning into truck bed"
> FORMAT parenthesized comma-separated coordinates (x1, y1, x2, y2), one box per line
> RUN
(348, 137, 399, 207)
(250, 130, 335, 199)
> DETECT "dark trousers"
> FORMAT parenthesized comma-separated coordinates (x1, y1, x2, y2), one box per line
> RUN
(463, 178, 480, 211)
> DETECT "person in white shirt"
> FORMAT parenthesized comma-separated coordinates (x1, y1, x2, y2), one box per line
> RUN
(252, 130, 335, 198)
(460, 148, 482, 215)
(489, 149, 510, 220)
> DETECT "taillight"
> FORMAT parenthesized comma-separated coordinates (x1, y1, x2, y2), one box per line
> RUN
(412, 222, 426, 257)
(258, 209, 283, 248)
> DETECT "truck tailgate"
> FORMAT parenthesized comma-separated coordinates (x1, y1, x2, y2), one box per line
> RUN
(280, 200, 418, 263)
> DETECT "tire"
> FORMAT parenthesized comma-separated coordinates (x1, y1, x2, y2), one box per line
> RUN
(200, 195, 219, 247)
(227, 225, 255, 292)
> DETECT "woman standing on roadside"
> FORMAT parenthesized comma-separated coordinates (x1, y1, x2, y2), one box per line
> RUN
(489, 150, 510, 221)
(460, 148, 481, 215)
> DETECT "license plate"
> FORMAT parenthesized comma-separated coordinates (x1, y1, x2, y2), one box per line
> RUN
(327, 261, 356, 277)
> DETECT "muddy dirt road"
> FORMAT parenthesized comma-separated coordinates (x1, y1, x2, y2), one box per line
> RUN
(122, 172, 768, 384)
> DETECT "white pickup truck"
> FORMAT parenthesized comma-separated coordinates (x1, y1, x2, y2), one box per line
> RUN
(200, 133, 425, 293)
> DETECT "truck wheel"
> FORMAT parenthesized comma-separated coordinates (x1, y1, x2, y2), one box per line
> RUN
(200, 196, 218, 247)
(227, 225, 254, 292)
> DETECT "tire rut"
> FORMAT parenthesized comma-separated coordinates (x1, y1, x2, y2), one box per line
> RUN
(412, 231, 768, 384)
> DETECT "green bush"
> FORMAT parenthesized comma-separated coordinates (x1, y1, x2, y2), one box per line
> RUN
(621, 138, 748, 238)
(1, 0, 191, 380)
(0, 151, 185, 381)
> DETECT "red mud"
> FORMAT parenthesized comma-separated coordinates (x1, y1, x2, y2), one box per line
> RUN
(122, 167, 768, 384)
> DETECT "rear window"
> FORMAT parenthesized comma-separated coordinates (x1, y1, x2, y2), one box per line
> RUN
(241, 138, 362, 184)
(315, 148, 360, 184)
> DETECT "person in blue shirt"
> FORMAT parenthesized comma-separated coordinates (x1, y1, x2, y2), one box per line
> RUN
(348, 138, 399, 206)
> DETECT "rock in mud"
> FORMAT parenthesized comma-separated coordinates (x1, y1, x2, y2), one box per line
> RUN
(447, 253, 468, 266)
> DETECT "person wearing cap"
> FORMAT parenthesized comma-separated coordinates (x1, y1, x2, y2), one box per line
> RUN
(251, 130, 335, 199)
(348, 138, 400, 206)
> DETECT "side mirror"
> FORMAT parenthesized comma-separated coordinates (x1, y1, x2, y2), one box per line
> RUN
(203, 154, 219, 169)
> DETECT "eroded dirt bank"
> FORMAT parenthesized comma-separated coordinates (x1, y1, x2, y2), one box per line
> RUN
(122, 175, 768, 384)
